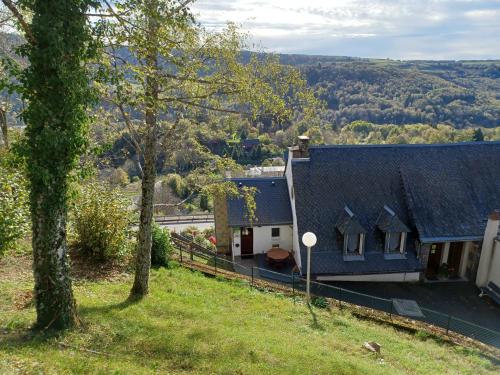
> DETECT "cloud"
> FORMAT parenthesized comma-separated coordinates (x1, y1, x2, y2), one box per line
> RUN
(192, 0, 500, 59)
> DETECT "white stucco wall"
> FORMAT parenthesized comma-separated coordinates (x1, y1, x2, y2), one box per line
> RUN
(488, 241, 500, 286)
(232, 228, 241, 257)
(231, 225, 293, 257)
(476, 215, 500, 287)
(317, 272, 420, 282)
(285, 151, 302, 271)
(252, 225, 293, 254)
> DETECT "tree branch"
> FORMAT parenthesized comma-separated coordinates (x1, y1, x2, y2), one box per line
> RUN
(175, 99, 251, 116)
(1, 0, 34, 44)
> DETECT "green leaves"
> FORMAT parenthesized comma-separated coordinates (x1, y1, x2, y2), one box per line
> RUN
(71, 181, 132, 261)
(0, 161, 30, 256)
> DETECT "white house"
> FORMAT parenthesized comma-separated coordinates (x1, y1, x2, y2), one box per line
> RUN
(214, 138, 500, 284)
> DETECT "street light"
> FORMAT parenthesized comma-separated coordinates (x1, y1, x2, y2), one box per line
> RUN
(302, 232, 317, 302)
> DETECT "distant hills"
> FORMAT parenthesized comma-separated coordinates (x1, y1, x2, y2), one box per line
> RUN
(2, 31, 499, 130)
(279, 55, 500, 129)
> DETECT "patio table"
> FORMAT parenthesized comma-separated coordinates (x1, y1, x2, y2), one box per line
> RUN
(266, 248, 290, 266)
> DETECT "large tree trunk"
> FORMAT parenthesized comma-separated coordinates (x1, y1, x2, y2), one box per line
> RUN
(130, 0, 159, 298)
(130, 126, 157, 297)
(32, 190, 77, 329)
(0, 108, 8, 149)
(20, 0, 93, 330)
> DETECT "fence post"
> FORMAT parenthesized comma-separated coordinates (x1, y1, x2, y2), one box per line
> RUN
(339, 288, 342, 309)
(251, 267, 254, 287)
(292, 273, 295, 302)
(389, 300, 393, 320)
(189, 244, 193, 261)
(180, 245, 183, 263)
(446, 315, 451, 335)
(214, 254, 217, 274)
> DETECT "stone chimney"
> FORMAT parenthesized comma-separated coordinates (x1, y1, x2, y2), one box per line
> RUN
(476, 210, 500, 287)
(292, 135, 310, 158)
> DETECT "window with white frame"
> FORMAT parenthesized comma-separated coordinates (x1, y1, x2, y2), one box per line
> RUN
(271, 227, 280, 238)
(344, 233, 365, 255)
(385, 232, 406, 253)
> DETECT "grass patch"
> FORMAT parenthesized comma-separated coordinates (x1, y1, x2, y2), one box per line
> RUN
(0, 259, 498, 374)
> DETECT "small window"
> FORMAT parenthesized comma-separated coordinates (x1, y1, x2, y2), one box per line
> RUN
(271, 228, 280, 238)
(344, 233, 364, 255)
(385, 232, 406, 253)
(272, 244, 280, 248)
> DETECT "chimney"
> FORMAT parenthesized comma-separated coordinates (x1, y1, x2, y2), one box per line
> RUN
(292, 135, 310, 158)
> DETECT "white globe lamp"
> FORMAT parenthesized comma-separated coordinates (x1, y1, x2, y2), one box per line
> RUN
(302, 232, 317, 302)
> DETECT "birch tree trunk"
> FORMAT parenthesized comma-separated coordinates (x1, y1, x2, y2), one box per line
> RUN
(130, 0, 159, 297)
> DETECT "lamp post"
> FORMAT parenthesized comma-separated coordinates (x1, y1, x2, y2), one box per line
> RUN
(302, 232, 317, 302)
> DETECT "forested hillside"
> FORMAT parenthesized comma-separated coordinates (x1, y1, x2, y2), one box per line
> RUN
(280, 55, 500, 129)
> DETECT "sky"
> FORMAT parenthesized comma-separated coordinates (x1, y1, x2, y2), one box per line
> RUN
(192, 0, 500, 60)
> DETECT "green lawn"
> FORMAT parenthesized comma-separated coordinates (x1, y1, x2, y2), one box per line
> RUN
(0, 258, 497, 374)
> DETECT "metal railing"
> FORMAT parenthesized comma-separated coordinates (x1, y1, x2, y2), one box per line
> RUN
(170, 238, 500, 349)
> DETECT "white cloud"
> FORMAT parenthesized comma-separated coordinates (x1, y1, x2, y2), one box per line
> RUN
(192, 0, 500, 59)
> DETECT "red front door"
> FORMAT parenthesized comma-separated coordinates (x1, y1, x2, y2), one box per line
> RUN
(241, 228, 253, 257)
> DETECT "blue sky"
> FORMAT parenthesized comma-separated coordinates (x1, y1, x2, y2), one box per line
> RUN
(192, 0, 500, 60)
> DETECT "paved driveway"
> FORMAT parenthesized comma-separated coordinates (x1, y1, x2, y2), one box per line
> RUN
(329, 281, 500, 332)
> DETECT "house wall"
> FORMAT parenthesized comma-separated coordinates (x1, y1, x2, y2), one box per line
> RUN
(253, 225, 293, 254)
(231, 225, 293, 257)
(317, 272, 420, 282)
(285, 151, 302, 272)
(488, 240, 500, 286)
(476, 211, 500, 287)
(213, 194, 231, 255)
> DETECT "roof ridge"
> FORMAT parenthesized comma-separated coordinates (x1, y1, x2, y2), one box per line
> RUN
(308, 141, 500, 150)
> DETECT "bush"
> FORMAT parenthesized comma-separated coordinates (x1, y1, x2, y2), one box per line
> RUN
(71, 181, 132, 261)
(151, 223, 173, 268)
(109, 167, 130, 187)
(311, 296, 329, 309)
(166, 173, 189, 198)
(0, 164, 30, 256)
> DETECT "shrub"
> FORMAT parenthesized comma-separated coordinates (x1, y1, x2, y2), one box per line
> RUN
(0, 164, 30, 256)
(151, 223, 173, 268)
(71, 181, 131, 261)
(166, 173, 189, 198)
(109, 167, 129, 187)
(311, 296, 329, 309)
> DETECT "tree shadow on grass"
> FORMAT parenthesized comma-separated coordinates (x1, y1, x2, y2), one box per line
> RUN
(307, 302, 325, 331)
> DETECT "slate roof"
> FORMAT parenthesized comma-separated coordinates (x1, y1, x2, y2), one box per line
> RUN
(227, 177, 293, 227)
(336, 206, 366, 234)
(376, 206, 410, 233)
(291, 142, 500, 276)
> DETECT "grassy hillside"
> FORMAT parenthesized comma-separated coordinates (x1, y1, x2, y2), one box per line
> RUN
(0, 257, 497, 374)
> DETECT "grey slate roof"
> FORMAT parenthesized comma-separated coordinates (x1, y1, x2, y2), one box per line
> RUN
(336, 206, 366, 234)
(292, 142, 500, 276)
(376, 206, 410, 233)
(227, 177, 293, 227)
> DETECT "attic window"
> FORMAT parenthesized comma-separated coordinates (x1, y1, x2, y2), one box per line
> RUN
(385, 232, 406, 254)
(376, 206, 410, 254)
(336, 206, 366, 257)
(344, 233, 365, 255)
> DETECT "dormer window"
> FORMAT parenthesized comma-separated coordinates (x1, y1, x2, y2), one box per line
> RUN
(385, 232, 406, 253)
(345, 233, 365, 255)
(376, 206, 410, 255)
(336, 206, 366, 258)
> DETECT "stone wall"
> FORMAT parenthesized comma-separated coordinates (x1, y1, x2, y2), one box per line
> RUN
(214, 194, 231, 255)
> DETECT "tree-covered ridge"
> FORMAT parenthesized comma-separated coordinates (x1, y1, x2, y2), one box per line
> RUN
(282, 56, 500, 129)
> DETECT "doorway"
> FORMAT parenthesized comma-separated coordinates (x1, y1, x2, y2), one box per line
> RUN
(447, 242, 464, 279)
(426, 243, 443, 279)
(241, 227, 253, 257)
